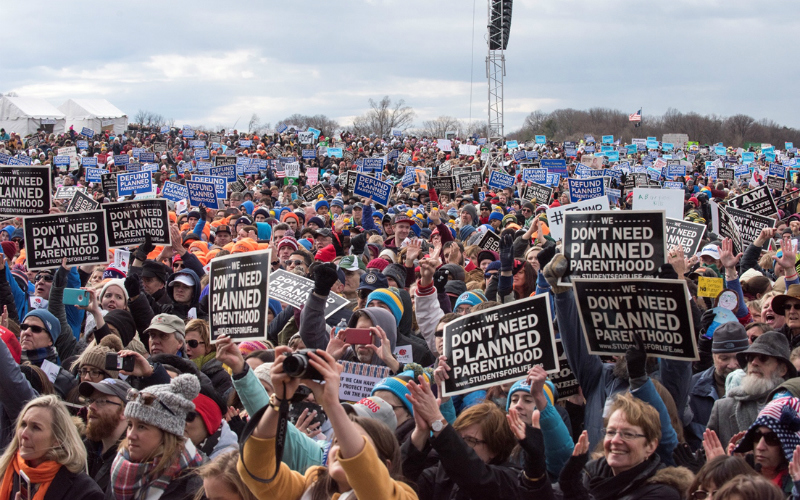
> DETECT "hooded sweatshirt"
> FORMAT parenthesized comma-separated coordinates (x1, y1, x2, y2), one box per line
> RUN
(344, 307, 397, 367)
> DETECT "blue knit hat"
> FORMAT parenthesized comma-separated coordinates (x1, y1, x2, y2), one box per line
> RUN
(331, 198, 344, 209)
(489, 210, 504, 222)
(315, 199, 330, 211)
(366, 287, 404, 326)
(23, 309, 60, 345)
(267, 298, 282, 317)
(371, 367, 433, 416)
(454, 290, 487, 311)
(505, 378, 558, 412)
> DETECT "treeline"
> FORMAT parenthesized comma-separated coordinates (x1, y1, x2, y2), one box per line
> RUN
(509, 107, 800, 147)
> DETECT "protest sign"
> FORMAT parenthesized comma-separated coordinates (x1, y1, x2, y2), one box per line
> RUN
(209, 249, 271, 342)
(726, 185, 778, 217)
(0, 166, 51, 217)
(666, 218, 706, 259)
(268, 269, 350, 318)
(456, 171, 482, 191)
(302, 183, 327, 203)
(401, 167, 416, 188)
(339, 362, 392, 402)
(572, 278, 698, 361)
(66, 190, 99, 213)
(459, 144, 479, 156)
(443, 295, 557, 396)
(521, 168, 547, 184)
(353, 173, 392, 206)
(550, 340, 579, 401)
(362, 158, 385, 173)
(160, 181, 190, 203)
(562, 210, 666, 284)
(711, 202, 743, 256)
(85, 167, 108, 183)
(302, 149, 316, 160)
(477, 230, 500, 253)
(210, 164, 236, 183)
(767, 175, 786, 191)
(81, 156, 98, 167)
(718, 168, 735, 182)
(522, 183, 553, 204)
(567, 177, 605, 203)
(546, 195, 609, 241)
(431, 176, 456, 192)
(327, 147, 343, 158)
(541, 159, 568, 175)
(186, 180, 219, 209)
(192, 175, 227, 200)
(725, 206, 775, 249)
(214, 156, 237, 167)
(769, 164, 786, 178)
(103, 199, 170, 248)
(117, 171, 153, 197)
(697, 277, 725, 298)
(24, 210, 109, 270)
(54, 185, 86, 200)
(631, 188, 684, 220)
(487, 170, 515, 190)
(101, 173, 118, 198)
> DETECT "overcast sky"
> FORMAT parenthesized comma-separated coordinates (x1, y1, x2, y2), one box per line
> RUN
(3, 0, 798, 133)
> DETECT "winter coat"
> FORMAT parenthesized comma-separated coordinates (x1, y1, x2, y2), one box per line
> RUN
(686, 366, 718, 447)
(707, 385, 772, 448)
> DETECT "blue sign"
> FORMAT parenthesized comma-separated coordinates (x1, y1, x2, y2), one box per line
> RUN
(546, 173, 561, 187)
(235, 157, 251, 175)
(646, 139, 659, 150)
(647, 167, 662, 181)
(734, 164, 750, 177)
(161, 181, 190, 202)
(584, 135, 595, 143)
(605, 151, 620, 162)
(603, 169, 622, 182)
(540, 159, 568, 176)
(210, 165, 236, 182)
(601, 145, 614, 153)
(186, 180, 218, 209)
(522, 168, 547, 184)
(663, 182, 684, 190)
(763, 146, 775, 154)
(81, 157, 98, 167)
(302, 149, 316, 159)
(628, 143, 638, 153)
(487, 170, 515, 189)
(526, 151, 539, 160)
(239, 140, 252, 148)
(575, 164, 595, 178)
(251, 159, 267, 171)
(584, 146, 595, 153)
(766, 152, 776, 162)
(477, 138, 487, 146)
(117, 171, 153, 197)
(193, 149, 210, 161)
(114, 155, 129, 166)
(565, 148, 577, 157)
(505, 140, 519, 149)
(602, 135, 614, 144)
(81, 127, 94, 138)
(139, 152, 156, 163)
(662, 142, 674, 152)
(714, 146, 727, 156)
(76, 140, 88, 150)
(617, 161, 631, 170)
(647, 137, 657, 141)
(308, 127, 321, 139)
(535, 135, 546, 144)
(388, 149, 399, 161)
(192, 175, 227, 199)
(666, 164, 686, 178)
(196, 161, 212, 173)
(402, 166, 416, 187)
(742, 152, 754, 164)
(705, 166, 718, 178)
(85, 168, 109, 183)
(327, 147, 343, 158)
(277, 123, 288, 133)
(183, 129, 195, 138)
(362, 158, 385, 172)
(126, 163, 142, 172)
(568, 177, 605, 203)
(353, 173, 393, 206)
(54, 156, 70, 167)
(513, 150, 527, 162)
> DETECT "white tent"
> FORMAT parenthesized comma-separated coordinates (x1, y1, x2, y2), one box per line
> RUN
(0, 96, 66, 137)
(58, 99, 128, 135)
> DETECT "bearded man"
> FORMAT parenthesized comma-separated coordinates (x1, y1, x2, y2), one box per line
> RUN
(80, 378, 132, 491)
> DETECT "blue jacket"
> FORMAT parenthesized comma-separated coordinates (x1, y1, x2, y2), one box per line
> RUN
(687, 366, 718, 447)
(631, 376, 679, 465)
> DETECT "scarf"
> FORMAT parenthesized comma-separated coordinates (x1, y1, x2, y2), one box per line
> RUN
(21, 346, 59, 366)
(0, 452, 62, 500)
(586, 455, 660, 500)
(110, 440, 203, 500)
(191, 351, 216, 370)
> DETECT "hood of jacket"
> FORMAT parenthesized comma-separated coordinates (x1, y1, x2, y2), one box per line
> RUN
(167, 268, 201, 306)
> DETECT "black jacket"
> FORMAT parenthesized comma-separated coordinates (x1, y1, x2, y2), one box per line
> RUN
(84, 437, 122, 492)
(6, 466, 104, 500)
(556, 454, 684, 500)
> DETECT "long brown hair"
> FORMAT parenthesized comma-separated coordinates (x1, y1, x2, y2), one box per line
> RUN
(194, 451, 257, 500)
(119, 428, 185, 481)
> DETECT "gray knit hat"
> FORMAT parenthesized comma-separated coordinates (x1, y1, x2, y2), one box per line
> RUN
(711, 322, 749, 354)
(124, 373, 200, 436)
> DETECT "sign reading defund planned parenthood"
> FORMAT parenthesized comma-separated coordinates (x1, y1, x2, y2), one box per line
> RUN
(443, 294, 558, 396)
(572, 278, 698, 361)
(0, 166, 51, 217)
(561, 210, 666, 285)
(353, 173, 392, 206)
(24, 210, 109, 270)
(103, 199, 170, 248)
(209, 249, 272, 342)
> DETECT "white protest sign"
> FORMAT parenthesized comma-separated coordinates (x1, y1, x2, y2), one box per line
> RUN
(631, 188, 684, 220)
(338, 361, 391, 402)
(546, 195, 609, 241)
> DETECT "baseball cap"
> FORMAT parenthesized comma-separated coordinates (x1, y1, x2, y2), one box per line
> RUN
(339, 255, 366, 272)
(215, 224, 231, 235)
(144, 314, 185, 337)
(343, 396, 397, 432)
(79, 378, 133, 401)
(357, 270, 389, 292)
(699, 244, 720, 260)
(315, 228, 333, 238)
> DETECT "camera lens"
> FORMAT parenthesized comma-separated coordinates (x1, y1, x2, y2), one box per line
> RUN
(283, 353, 308, 378)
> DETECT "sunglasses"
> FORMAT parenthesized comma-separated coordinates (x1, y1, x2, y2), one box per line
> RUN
(785, 303, 800, 311)
(186, 339, 205, 348)
(35, 274, 54, 283)
(691, 490, 717, 500)
(752, 428, 781, 447)
(746, 353, 773, 364)
(173, 262, 185, 269)
(127, 388, 175, 416)
(186, 411, 198, 423)
(434, 329, 444, 338)
(285, 259, 305, 267)
(20, 323, 46, 334)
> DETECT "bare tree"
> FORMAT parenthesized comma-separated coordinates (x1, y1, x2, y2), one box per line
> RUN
(422, 116, 462, 138)
(349, 96, 415, 137)
(278, 114, 339, 136)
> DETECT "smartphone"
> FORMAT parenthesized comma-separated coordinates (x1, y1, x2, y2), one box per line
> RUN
(105, 353, 135, 372)
(341, 328, 373, 346)
(19, 469, 30, 500)
(63, 288, 89, 307)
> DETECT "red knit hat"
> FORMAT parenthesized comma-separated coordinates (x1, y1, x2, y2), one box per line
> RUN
(192, 393, 222, 435)
(315, 244, 337, 263)
(0, 326, 20, 364)
(1, 242, 16, 261)
(367, 258, 390, 272)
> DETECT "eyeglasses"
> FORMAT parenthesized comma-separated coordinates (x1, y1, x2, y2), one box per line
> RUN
(521, 209, 532, 214)
(84, 398, 121, 408)
(691, 490, 717, 500)
(186, 411, 198, 422)
(79, 368, 107, 379)
(357, 289, 371, 299)
(186, 339, 205, 348)
(602, 428, 647, 441)
(434, 329, 444, 338)
(127, 388, 175, 416)
(752, 428, 782, 447)
(20, 323, 46, 334)
(461, 435, 487, 448)
(286, 259, 305, 267)
(34, 274, 54, 283)
(785, 303, 800, 311)
(173, 262, 185, 269)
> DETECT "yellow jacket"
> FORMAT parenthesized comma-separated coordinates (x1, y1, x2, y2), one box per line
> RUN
(239, 434, 418, 500)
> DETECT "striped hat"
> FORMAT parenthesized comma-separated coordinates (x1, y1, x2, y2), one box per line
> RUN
(371, 367, 433, 416)
(454, 290, 487, 311)
(734, 396, 800, 462)
(366, 287, 405, 326)
(505, 378, 558, 412)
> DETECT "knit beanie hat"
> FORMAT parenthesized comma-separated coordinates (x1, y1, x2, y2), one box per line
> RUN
(238, 340, 271, 357)
(23, 309, 60, 344)
(1, 241, 16, 261)
(382, 263, 406, 288)
(193, 393, 223, 435)
(735, 396, 800, 462)
(100, 279, 129, 304)
(489, 210, 504, 222)
(0, 325, 21, 364)
(454, 290, 488, 311)
(125, 374, 200, 436)
(104, 309, 138, 347)
(277, 236, 299, 252)
(315, 244, 337, 263)
(73, 345, 119, 379)
(366, 258, 389, 272)
(315, 199, 330, 211)
(505, 378, 558, 412)
(371, 367, 433, 416)
(366, 287, 405, 326)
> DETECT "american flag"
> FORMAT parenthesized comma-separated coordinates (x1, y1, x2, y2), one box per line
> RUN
(629, 109, 642, 122)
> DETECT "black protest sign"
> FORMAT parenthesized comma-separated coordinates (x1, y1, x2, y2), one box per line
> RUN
(101, 173, 118, 199)
(103, 199, 170, 248)
(24, 211, 109, 270)
(268, 269, 349, 318)
(229, 179, 246, 193)
(726, 185, 778, 217)
(550, 340, 579, 401)
(725, 206, 775, 249)
(562, 210, 666, 284)
(66, 190, 99, 213)
(302, 183, 327, 203)
(523, 183, 554, 204)
(209, 249, 272, 342)
(456, 171, 482, 191)
(431, 176, 456, 192)
(767, 175, 786, 191)
(153, 142, 167, 153)
(477, 230, 500, 253)
(345, 171, 357, 195)
(665, 218, 706, 259)
(573, 278, 698, 361)
(714, 203, 743, 256)
(718, 168, 735, 182)
(0, 166, 51, 217)
(214, 155, 237, 167)
(443, 294, 558, 396)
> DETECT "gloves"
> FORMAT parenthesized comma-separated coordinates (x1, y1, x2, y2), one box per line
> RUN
(672, 443, 706, 474)
(519, 426, 547, 480)
(433, 268, 448, 293)
(350, 233, 367, 256)
(124, 275, 141, 299)
(312, 263, 339, 297)
(135, 234, 155, 262)
(625, 333, 648, 380)
(558, 452, 590, 499)
(657, 263, 678, 280)
(542, 254, 571, 294)
(500, 229, 514, 272)
(54, 266, 69, 289)
(536, 241, 557, 270)
(198, 204, 207, 221)
(699, 308, 716, 338)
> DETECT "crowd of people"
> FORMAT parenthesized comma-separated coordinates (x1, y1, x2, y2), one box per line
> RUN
(0, 123, 799, 499)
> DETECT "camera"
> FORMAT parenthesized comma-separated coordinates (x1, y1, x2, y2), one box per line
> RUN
(282, 349, 324, 380)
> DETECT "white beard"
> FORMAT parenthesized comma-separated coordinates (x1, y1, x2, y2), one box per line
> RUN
(740, 372, 784, 396)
